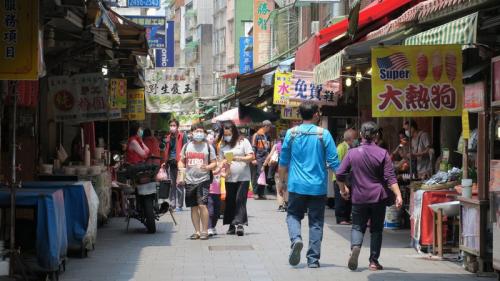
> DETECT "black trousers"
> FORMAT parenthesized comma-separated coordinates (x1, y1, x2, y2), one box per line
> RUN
(252, 160, 266, 196)
(223, 181, 249, 226)
(333, 181, 352, 223)
(351, 203, 386, 263)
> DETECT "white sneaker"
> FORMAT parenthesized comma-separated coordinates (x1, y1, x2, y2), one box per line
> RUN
(212, 228, 217, 236)
(208, 228, 215, 236)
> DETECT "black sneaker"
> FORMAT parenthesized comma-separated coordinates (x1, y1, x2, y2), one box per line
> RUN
(288, 240, 303, 266)
(348, 246, 361, 271)
(236, 225, 244, 236)
(226, 225, 236, 235)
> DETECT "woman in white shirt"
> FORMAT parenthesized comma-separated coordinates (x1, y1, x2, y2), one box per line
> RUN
(219, 121, 255, 236)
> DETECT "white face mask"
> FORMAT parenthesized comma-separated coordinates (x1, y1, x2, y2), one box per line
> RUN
(405, 130, 410, 137)
(224, 136, 232, 142)
(170, 126, 177, 133)
(193, 132, 205, 142)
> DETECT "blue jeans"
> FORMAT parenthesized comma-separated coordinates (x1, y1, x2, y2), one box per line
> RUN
(286, 192, 326, 264)
(351, 203, 386, 263)
(208, 193, 221, 229)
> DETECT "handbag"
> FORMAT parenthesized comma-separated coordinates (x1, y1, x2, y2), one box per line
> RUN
(257, 171, 267, 186)
(155, 165, 169, 182)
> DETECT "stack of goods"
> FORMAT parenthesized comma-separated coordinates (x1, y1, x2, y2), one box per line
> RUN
(420, 167, 462, 190)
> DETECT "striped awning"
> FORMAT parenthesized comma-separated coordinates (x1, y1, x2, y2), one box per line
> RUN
(313, 50, 345, 85)
(404, 12, 478, 45)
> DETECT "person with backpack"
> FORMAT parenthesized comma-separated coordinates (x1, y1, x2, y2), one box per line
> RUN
(278, 101, 340, 268)
(336, 121, 402, 271)
(177, 124, 217, 240)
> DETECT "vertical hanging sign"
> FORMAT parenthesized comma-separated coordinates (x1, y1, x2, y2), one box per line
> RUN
(0, 0, 39, 80)
(253, 0, 273, 68)
(109, 78, 127, 108)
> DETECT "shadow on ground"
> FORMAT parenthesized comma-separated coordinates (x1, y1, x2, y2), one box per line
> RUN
(61, 217, 175, 280)
(367, 272, 494, 281)
(327, 222, 414, 249)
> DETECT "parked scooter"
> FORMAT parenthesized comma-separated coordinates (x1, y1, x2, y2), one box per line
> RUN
(113, 155, 174, 233)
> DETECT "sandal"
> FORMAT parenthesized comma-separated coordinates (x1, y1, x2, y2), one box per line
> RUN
(369, 261, 384, 271)
(189, 233, 200, 240)
(200, 233, 209, 240)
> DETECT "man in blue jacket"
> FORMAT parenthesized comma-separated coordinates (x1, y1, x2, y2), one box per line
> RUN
(278, 101, 340, 268)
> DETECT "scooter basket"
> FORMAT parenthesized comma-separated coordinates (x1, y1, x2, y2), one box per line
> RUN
(158, 181, 171, 199)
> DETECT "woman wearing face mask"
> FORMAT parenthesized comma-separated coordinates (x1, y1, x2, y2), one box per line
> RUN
(126, 123, 151, 165)
(219, 120, 255, 236)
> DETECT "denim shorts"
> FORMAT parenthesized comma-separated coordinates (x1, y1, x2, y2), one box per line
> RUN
(185, 181, 210, 207)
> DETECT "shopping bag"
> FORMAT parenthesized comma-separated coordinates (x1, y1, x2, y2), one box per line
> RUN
(155, 165, 169, 182)
(257, 171, 267, 186)
(220, 177, 226, 201)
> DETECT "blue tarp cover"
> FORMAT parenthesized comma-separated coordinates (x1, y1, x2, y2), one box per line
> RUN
(22, 182, 89, 249)
(0, 188, 67, 271)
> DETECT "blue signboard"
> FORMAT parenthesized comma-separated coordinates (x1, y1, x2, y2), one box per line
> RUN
(239, 37, 254, 74)
(154, 21, 174, 67)
(125, 16, 165, 48)
(127, 0, 160, 8)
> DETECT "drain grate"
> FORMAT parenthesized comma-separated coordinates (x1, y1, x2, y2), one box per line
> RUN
(208, 245, 254, 251)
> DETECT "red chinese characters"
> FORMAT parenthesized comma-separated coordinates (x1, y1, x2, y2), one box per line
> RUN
(378, 84, 457, 112)
(378, 85, 403, 110)
(405, 84, 430, 110)
(431, 84, 457, 110)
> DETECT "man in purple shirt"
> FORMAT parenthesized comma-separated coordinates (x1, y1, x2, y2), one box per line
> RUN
(336, 121, 402, 272)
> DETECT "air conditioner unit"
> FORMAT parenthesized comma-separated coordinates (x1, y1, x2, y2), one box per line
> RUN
(311, 21, 319, 34)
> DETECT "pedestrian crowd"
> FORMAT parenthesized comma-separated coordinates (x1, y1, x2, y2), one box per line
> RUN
(123, 100, 408, 271)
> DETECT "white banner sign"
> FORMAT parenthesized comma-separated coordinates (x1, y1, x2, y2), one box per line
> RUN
(144, 68, 195, 112)
(48, 73, 119, 123)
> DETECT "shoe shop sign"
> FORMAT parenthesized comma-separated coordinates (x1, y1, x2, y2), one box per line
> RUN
(371, 45, 463, 117)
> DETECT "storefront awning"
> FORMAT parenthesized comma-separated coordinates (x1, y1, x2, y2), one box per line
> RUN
(313, 50, 345, 85)
(404, 12, 478, 46)
(296, 0, 417, 70)
(317, 0, 415, 46)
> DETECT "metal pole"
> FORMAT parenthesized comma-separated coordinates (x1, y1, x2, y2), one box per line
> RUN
(356, 82, 360, 130)
(9, 87, 17, 277)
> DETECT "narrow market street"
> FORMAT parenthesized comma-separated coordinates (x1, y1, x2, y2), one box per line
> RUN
(60, 199, 493, 281)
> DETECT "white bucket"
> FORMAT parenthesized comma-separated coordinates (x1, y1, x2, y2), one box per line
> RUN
(384, 206, 402, 229)
(462, 179, 473, 198)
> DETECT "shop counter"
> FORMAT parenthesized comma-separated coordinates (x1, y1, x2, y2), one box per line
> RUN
(22, 181, 98, 251)
(410, 189, 458, 251)
(0, 188, 67, 271)
(79, 172, 112, 224)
